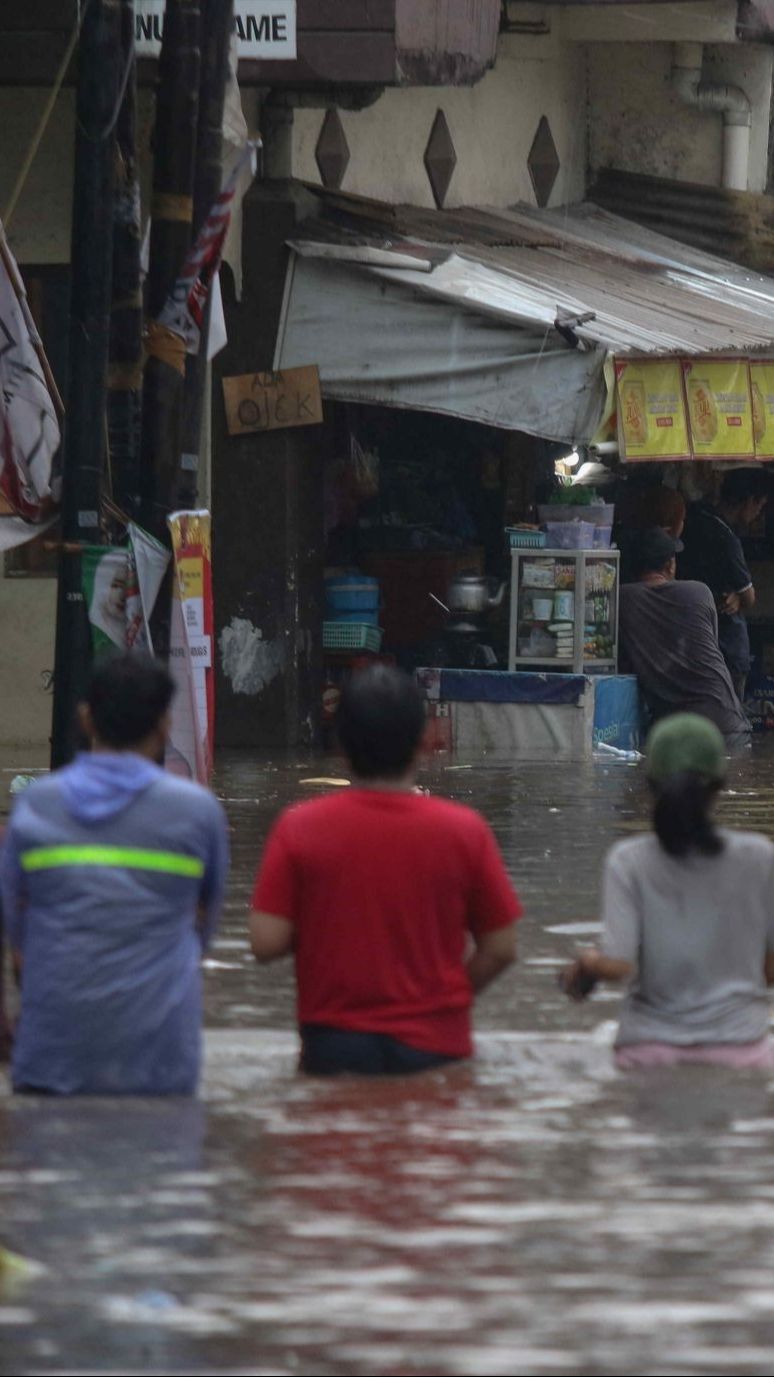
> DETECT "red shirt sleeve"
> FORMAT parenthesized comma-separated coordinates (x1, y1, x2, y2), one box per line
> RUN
(468, 820, 523, 937)
(251, 814, 298, 921)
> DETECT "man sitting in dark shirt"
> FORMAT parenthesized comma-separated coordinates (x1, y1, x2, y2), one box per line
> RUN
(620, 529, 750, 748)
(678, 469, 769, 702)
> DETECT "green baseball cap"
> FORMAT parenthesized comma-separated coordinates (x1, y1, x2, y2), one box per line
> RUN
(646, 713, 726, 784)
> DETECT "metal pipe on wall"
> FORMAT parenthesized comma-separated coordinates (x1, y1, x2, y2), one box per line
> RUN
(671, 41, 752, 193)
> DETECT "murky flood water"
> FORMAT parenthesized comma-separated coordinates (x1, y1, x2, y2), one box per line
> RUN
(4, 745, 774, 1375)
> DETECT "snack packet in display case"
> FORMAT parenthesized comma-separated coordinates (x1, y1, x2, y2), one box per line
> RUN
(521, 559, 556, 589)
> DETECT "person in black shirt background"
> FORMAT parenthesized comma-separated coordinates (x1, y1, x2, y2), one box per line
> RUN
(678, 469, 769, 703)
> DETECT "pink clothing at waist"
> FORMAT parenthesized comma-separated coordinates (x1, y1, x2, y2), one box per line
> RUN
(615, 1036, 774, 1071)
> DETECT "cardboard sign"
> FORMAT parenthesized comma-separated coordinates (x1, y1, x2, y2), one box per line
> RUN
(683, 358, 755, 460)
(615, 358, 691, 462)
(136, 2, 297, 59)
(223, 366, 323, 436)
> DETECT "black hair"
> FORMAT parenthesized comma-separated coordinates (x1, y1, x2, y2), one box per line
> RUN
(720, 469, 770, 506)
(336, 664, 425, 779)
(86, 654, 175, 749)
(627, 527, 679, 578)
(651, 771, 723, 859)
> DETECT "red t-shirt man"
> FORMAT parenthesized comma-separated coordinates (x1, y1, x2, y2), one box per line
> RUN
(250, 666, 522, 1075)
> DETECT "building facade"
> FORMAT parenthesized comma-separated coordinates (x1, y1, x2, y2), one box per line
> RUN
(0, 0, 773, 746)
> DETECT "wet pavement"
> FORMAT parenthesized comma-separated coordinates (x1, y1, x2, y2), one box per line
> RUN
(4, 745, 774, 1374)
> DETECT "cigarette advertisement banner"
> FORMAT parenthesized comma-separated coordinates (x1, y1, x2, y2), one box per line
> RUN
(615, 356, 774, 462)
(616, 358, 690, 462)
(683, 359, 755, 460)
(167, 510, 214, 784)
(750, 361, 774, 460)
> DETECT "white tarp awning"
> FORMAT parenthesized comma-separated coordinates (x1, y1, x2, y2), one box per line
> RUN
(274, 253, 607, 443)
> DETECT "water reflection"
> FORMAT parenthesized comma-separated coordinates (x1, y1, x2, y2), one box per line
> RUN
(4, 744, 774, 1374)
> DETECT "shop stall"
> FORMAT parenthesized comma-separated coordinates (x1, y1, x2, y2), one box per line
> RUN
(267, 187, 774, 754)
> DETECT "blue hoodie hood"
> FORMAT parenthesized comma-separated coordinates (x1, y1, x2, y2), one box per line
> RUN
(59, 753, 161, 823)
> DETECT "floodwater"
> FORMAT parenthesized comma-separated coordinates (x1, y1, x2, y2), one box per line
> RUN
(4, 746, 774, 1375)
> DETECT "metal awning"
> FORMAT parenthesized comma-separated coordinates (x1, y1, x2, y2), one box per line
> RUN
(287, 191, 774, 356)
(274, 187, 774, 444)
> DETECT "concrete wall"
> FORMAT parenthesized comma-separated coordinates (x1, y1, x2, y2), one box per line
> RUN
(0, 579, 55, 749)
(292, 31, 588, 209)
(587, 42, 774, 193)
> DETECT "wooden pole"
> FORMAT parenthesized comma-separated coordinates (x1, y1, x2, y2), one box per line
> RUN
(107, 0, 143, 519)
(51, 0, 122, 768)
(177, 0, 235, 510)
(139, 0, 202, 547)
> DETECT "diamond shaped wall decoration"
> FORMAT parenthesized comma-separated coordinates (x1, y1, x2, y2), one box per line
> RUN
(315, 108, 350, 190)
(528, 116, 560, 208)
(424, 109, 457, 209)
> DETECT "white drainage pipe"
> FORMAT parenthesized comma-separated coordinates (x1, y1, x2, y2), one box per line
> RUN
(671, 41, 752, 192)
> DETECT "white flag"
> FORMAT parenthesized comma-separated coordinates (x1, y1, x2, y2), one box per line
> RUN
(0, 232, 60, 549)
(126, 523, 171, 652)
(157, 142, 256, 355)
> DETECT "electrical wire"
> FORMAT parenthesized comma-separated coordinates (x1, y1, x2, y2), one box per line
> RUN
(4, 0, 95, 228)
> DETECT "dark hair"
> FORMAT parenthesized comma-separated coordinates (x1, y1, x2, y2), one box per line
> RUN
(86, 654, 175, 749)
(652, 771, 723, 858)
(336, 664, 425, 779)
(720, 469, 770, 506)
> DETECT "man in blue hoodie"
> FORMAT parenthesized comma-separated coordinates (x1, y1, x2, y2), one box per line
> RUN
(0, 655, 229, 1095)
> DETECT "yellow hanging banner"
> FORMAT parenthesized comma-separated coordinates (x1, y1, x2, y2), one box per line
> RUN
(683, 358, 755, 459)
(615, 358, 691, 461)
(749, 360, 774, 461)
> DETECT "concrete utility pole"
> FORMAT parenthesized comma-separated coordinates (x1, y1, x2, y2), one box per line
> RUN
(50, 0, 122, 768)
(178, 0, 235, 510)
(139, 0, 202, 545)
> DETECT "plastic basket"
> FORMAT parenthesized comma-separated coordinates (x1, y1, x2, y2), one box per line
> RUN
(592, 526, 613, 550)
(325, 609, 380, 625)
(323, 622, 384, 653)
(539, 503, 615, 528)
(544, 521, 596, 550)
(507, 528, 546, 549)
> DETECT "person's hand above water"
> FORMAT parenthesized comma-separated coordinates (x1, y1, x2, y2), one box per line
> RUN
(559, 948, 634, 1001)
(559, 955, 599, 1001)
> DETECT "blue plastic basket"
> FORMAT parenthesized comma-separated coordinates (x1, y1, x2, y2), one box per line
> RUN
(507, 528, 546, 550)
(325, 610, 380, 626)
(323, 622, 384, 653)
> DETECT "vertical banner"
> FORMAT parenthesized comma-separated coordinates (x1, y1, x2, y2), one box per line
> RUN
(749, 360, 774, 461)
(615, 358, 691, 462)
(82, 547, 130, 655)
(81, 530, 170, 657)
(167, 511, 214, 783)
(683, 358, 755, 460)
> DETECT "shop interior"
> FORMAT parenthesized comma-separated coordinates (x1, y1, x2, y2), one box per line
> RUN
(322, 403, 558, 676)
(322, 397, 774, 729)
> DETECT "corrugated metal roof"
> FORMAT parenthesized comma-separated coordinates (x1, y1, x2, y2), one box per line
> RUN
(291, 186, 774, 356)
(591, 168, 774, 273)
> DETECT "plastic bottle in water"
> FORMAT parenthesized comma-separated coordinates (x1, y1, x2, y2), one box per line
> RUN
(593, 741, 642, 762)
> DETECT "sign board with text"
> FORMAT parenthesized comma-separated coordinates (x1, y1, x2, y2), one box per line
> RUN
(223, 366, 323, 436)
(615, 357, 691, 462)
(750, 360, 774, 460)
(136, 1, 297, 59)
(683, 358, 755, 460)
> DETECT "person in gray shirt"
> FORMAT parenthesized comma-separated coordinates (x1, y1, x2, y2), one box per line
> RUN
(561, 714, 774, 1069)
(619, 527, 750, 747)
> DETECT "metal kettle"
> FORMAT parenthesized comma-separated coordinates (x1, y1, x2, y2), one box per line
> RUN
(447, 573, 506, 617)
